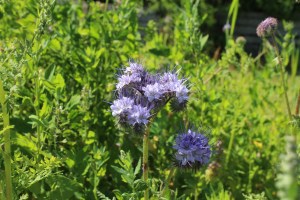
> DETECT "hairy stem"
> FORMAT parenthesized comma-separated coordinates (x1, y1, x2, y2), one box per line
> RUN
(295, 89, 300, 116)
(0, 80, 13, 200)
(143, 126, 150, 200)
(271, 34, 292, 120)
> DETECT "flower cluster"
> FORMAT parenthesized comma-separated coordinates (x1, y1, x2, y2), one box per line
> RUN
(256, 17, 278, 38)
(111, 62, 189, 133)
(173, 129, 211, 169)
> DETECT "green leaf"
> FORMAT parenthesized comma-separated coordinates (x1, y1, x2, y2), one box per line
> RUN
(50, 39, 61, 51)
(46, 175, 82, 200)
(113, 190, 123, 200)
(85, 130, 96, 145)
(66, 95, 81, 110)
(42, 80, 56, 92)
(44, 64, 56, 80)
(13, 133, 37, 153)
(133, 179, 147, 191)
(199, 34, 209, 51)
(134, 158, 141, 176)
(0, 125, 14, 135)
(53, 74, 65, 90)
(40, 100, 50, 118)
(149, 47, 170, 56)
(29, 115, 47, 128)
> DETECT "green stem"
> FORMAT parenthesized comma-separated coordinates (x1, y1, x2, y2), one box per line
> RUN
(160, 168, 176, 197)
(143, 126, 150, 200)
(0, 80, 13, 200)
(194, 187, 198, 200)
(295, 89, 300, 116)
(35, 73, 42, 160)
(225, 130, 235, 166)
(271, 34, 292, 120)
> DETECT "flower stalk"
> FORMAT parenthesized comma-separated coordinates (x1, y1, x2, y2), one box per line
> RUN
(143, 126, 150, 200)
(271, 33, 292, 120)
(256, 17, 292, 121)
(0, 80, 13, 200)
(34, 71, 42, 161)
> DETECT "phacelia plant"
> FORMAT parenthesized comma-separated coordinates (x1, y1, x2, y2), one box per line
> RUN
(111, 61, 206, 199)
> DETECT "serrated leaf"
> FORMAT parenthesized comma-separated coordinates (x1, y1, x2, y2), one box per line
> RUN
(13, 133, 37, 153)
(112, 165, 134, 186)
(0, 125, 14, 135)
(42, 80, 56, 92)
(46, 175, 82, 200)
(133, 179, 147, 191)
(98, 191, 111, 200)
(113, 190, 123, 200)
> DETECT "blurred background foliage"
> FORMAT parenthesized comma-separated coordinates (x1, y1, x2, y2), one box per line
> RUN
(0, 0, 299, 199)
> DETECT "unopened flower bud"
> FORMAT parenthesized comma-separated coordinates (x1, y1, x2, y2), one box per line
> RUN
(256, 17, 278, 37)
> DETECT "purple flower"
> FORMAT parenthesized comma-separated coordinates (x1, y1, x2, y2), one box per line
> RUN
(256, 17, 278, 37)
(125, 62, 145, 74)
(174, 83, 189, 103)
(142, 83, 163, 102)
(160, 72, 179, 84)
(159, 72, 189, 101)
(116, 73, 141, 90)
(111, 62, 190, 132)
(222, 22, 231, 32)
(127, 105, 151, 125)
(159, 72, 179, 90)
(110, 97, 134, 116)
(173, 129, 211, 169)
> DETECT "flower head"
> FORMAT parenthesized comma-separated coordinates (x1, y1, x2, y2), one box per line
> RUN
(110, 97, 134, 116)
(173, 129, 211, 169)
(222, 22, 231, 32)
(116, 73, 142, 90)
(127, 105, 151, 125)
(173, 82, 189, 103)
(111, 62, 189, 133)
(142, 83, 163, 102)
(160, 72, 179, 84)
(125, 62, 145, 74)
(256, 17, 278, 37)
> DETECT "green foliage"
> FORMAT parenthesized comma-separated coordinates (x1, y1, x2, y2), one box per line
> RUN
(276, 135, 299, 200)
(0, 0, 299, 199)
(243, 192, 267, 200)
(206, 183, 232, 200)
(112, 151, 146, 199)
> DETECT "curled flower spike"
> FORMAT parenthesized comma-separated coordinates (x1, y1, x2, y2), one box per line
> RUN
(173, 129, 211, 169)
(256, 17, 278, 37)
